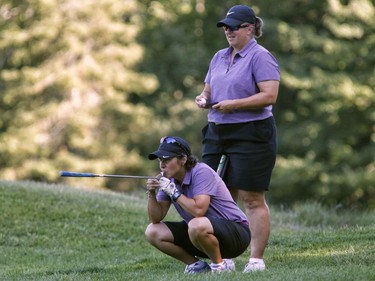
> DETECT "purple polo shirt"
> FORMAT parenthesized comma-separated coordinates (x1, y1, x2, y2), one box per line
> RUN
(156, 163, 248, 226)
(205, 38, 280, 124)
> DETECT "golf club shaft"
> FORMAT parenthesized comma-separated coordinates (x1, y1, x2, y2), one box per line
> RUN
(60, 171, 156, 179)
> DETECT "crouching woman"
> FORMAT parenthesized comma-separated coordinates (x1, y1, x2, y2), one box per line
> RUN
(145, 136, 250, 274)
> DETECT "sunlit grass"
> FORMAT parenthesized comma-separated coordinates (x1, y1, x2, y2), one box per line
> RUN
(1, 180, 374, 280)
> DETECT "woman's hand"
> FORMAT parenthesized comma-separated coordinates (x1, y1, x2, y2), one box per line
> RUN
(196, 84, 211, 109)
(195, 95, 208, 108)
(146, 177, 160, 195)
(212, 99, 238, 113)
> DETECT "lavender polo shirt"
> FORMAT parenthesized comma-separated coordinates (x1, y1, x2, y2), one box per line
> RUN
(156, 163, 248, 226)
(205, 38, 280, 124)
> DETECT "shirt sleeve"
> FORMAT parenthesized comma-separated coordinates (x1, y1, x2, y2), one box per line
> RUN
(252, 51, 280, 83)
(156, 190, 171, 201)
(204, 50, 224, 84)
(192, 166, 217, 197)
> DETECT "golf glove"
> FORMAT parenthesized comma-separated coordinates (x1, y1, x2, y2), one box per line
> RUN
(159, 177, 181, 202)
(159, 177, 171, 188)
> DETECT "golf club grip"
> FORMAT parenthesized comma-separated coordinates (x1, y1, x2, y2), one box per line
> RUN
(216, 155, 228, 179)
(60, 171, 98, 177)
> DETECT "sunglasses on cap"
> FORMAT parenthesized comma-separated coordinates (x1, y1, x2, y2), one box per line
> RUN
(160, 136, 190, 156)
(223, 24, 250, 32)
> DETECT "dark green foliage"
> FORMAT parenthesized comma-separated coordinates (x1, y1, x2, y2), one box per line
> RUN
(260, 0, 375, 209)
(0, 0, 374, 208)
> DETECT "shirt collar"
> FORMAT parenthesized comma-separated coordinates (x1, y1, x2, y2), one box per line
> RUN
(182, 168, 192, 186)
(224, 38, 257, 58)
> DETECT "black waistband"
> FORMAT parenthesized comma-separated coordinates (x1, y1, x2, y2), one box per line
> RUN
(208, 117, 272, 126)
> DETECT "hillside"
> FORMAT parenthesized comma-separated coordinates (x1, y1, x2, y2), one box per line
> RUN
(1, 180, 374, 280)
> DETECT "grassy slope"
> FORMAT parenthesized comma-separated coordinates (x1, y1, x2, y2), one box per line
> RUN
(0, 180, 374, 281)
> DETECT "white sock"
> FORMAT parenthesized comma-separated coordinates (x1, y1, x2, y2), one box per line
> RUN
(249, 258, 264, 264)
(211, 261, 225, 267)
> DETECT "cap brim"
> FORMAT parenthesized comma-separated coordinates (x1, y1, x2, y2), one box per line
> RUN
(217, 18, 243, 28)
(148, 150, 177, 160)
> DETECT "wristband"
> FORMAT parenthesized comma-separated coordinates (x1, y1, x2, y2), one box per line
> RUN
(171, 191, 182, 202)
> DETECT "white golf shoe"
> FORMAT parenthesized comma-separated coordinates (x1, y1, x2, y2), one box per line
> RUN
(210, 259, 236, 273)
(243, 258, 266, 272)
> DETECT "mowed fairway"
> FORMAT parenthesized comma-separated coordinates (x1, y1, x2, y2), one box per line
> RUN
(1, 181, 374, 281)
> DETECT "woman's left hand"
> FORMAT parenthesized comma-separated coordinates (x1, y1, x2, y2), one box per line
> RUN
(212, 100, 237, 113)
(146, 178, 160, 193)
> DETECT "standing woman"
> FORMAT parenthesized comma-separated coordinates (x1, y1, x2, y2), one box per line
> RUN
(195, 5, 280, 272)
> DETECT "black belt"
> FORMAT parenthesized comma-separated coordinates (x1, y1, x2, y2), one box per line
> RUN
(209, 118, 271, 126)
(209, 121, 251, 126)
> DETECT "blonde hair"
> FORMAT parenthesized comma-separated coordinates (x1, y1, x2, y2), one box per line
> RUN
(254, 17, 263, 38)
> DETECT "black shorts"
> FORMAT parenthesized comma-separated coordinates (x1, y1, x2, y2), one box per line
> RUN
(164, 219, 250, 259)
(201, 116, 277, 191)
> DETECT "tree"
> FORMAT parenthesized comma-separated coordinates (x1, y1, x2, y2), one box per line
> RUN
(0, 0, 159, 189)
(137, 0, 375, 208)
(0, 0, 373, 208)
(252, 0, 375, 208)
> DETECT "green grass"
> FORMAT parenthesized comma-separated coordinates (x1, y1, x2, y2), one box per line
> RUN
(1, 180, 374, 281)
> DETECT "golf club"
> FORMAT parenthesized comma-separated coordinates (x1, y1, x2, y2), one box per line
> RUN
(60, 155, 227, 180)
(60, 171, 158, 179)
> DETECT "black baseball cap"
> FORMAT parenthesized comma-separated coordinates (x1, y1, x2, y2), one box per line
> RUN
(148, 136, 191, 160)
(217, 5, 256, 28)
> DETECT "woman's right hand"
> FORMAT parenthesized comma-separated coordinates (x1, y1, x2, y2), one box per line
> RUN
(195, 95, 208, 108)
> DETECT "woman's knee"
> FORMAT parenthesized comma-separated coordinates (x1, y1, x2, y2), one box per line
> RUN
(240, 190, 267, 210)
(145, 222, 173, 245)
(145, 223, 160, 243)
(188, 217, 212, 237)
